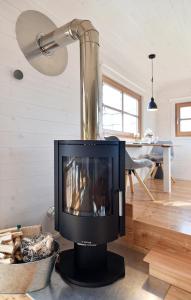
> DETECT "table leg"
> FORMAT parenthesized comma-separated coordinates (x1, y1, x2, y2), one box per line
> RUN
(163, 147, 171, 193)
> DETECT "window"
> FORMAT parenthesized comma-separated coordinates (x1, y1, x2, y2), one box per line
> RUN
(175, 102, 191, 137)
(102, 76, 141, 138)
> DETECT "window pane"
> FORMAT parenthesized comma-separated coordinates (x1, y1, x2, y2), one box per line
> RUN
(180, 106, 191, 119)
(103, 83, 122, 110)
(124, 114, 138, 134)
(124, 94, 138, 115)
(180, 120, 191, 132)
(103, 106, 122, 131)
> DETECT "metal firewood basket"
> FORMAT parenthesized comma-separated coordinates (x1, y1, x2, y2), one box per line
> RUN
(0, 240, 59, 294)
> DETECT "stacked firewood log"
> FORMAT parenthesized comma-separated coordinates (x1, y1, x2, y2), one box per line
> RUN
(0, 229, 23, 264)
(0, 225, 54, 264)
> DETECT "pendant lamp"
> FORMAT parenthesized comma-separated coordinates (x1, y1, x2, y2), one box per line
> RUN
(148, 54, 158, 111)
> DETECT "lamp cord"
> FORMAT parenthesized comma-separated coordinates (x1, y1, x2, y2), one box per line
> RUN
(151, 58, 153, 98)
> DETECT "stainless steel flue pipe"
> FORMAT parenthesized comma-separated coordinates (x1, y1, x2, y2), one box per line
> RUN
(39, 19, 100, 140)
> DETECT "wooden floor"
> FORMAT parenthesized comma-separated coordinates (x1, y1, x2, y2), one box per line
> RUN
(124, 179, 191, 297)
(126, 179, 191, 235)
(0, 295, 31, 300)
(165, 286, 191, 300)
(124, 179, 191, 251)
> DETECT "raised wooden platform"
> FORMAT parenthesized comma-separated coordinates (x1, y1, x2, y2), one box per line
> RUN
(125, 179, 191, 251)
(144, 243, 191, 292)
(165, 286, 191, 300)
(124, 179, 191, 294)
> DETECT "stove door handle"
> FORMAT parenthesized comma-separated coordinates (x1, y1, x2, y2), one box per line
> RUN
(119, 190, 123, 216)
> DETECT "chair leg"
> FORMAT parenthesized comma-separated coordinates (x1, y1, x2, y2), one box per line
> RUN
(133, 170, 155, 201)
(128, 171, 134, 194)
(152, 165, 158, 179)
(144, 164, 155, 182)
(125, 171, 129, 193)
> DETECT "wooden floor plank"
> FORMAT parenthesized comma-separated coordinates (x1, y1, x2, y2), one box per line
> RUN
(144, 243, 191, 292)
(133, 220, 191, 251)
(144, 243, 191, 266)
(0, 295, 31, 300)
(165, 286, 191, 300)
(150, 264, 191, 293)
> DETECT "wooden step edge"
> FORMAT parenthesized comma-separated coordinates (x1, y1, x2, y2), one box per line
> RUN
(144, 248, 191, 269)
(134, 220, 191, 253)
(143, 251, 153, 263)
(153, 248, 191, 265)
(150, 264, 191, 294)
(164, 286, 191, 300)
(144, 255, 191, 282)
(149, 258, 191, 280)
(134, 219, 191, 240)
(144, 243, 191, 264)
(144, 251, 191, 273)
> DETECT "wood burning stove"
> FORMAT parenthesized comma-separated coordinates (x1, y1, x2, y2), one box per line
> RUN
(54, 140, 125, 287)
(16, 11, 126, 287)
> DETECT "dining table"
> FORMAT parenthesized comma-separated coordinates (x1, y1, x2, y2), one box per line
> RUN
(125, 142, 172, 193)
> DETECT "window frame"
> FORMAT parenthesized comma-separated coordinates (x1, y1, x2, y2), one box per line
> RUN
(175, 102, 191, 137)
(102, 75, 142, 138)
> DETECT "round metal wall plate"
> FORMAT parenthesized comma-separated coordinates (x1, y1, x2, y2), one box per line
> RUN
(13, 69, 24, 80)
(16, 10, 68, 76)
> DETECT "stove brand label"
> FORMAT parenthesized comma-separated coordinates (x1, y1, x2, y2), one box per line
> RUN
(77, 241, 97, 247)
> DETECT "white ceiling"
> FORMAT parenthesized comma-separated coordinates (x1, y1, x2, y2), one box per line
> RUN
(32, 0, 191, 92)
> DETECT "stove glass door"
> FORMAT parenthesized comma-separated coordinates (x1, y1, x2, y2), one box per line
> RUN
(63, 156, 113, 216)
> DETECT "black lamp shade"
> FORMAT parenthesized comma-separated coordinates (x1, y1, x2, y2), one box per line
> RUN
(148, 97, 158, 110)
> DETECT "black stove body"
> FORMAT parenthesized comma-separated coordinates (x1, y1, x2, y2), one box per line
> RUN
(54, 140, 125, 287)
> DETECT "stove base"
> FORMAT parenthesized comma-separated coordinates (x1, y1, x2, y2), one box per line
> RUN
(55, 249, 125, 287)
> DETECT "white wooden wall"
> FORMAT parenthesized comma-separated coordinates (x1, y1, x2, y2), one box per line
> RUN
(156, 82, 191, 180)
(0, 0, 81, 229)
(0, 0, 156, 229)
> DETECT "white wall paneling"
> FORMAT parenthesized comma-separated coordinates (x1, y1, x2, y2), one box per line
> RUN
(156, 83, 191, 180)
(0, 0, 157, 229)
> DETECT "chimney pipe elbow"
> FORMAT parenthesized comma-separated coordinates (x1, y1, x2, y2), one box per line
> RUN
(69, 19, 99, 45)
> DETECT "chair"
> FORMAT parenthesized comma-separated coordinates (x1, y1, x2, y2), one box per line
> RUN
(143, 140, 175, 182)
(105, 136, 155, 201)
